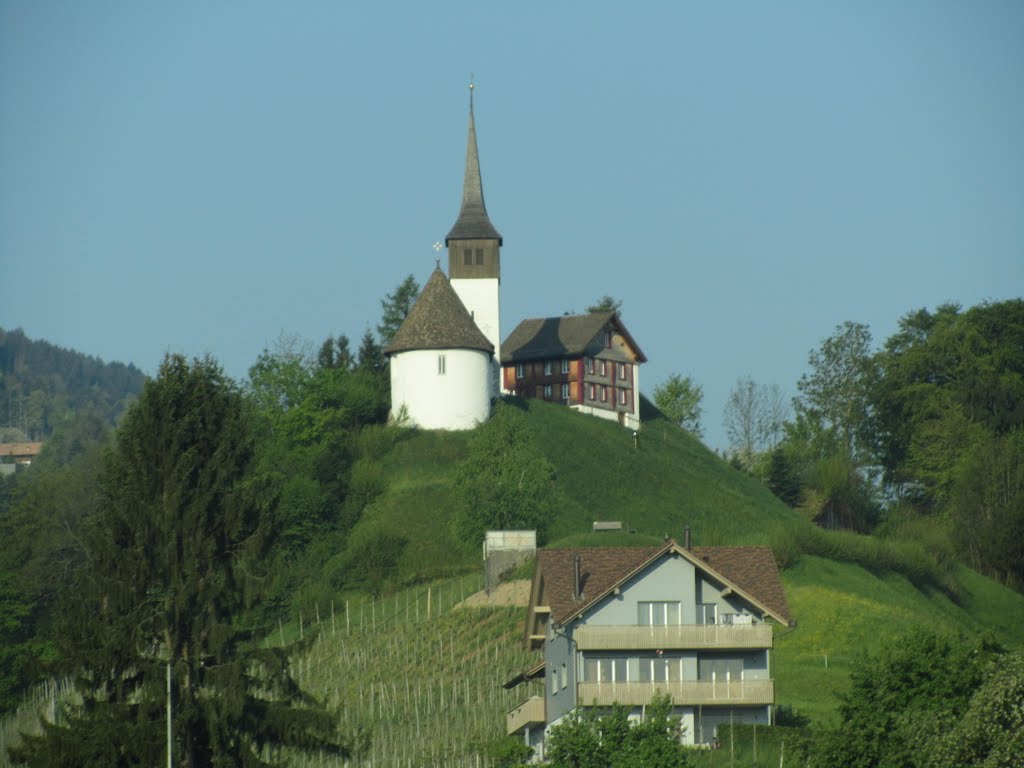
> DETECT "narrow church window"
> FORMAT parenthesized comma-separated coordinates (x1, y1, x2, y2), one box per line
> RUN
(543, 361, 553, 376)
(561, 359, 570, 374)
(438, 355, 446, 375)
(474, 248, 484, 265)
(587, 358, 595, 375)
(561, 383, 570, 401)
(463, 249, 472, 266)
(543, 384, 552, 399)
(516, 363, 525, 379)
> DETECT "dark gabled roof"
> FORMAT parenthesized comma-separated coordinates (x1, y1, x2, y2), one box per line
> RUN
(501, 312, 648, 364)
(384, 268, 494, 355)
(534, 541, 792, 627)
(445, 103, 502, 244)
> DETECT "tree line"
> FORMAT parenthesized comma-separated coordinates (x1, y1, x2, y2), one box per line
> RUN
(655, 299, 1024, 589)
(0, 328, 147, 442)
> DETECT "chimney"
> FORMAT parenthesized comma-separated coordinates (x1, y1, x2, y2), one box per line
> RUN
(573, 554, 582, 601)
(684, 525, 691, 550)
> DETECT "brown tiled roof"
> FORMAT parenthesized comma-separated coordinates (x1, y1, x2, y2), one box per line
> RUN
(538, 546, 661, 624)
(501, 312, 647, 364)
(0, 442, 43, 458)
(690, 546, 792, 625)
(384, 268, 494, 355)
(536, 542, 791, 626)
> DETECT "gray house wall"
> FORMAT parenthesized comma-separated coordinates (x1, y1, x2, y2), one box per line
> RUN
(545, 616, 577, 725)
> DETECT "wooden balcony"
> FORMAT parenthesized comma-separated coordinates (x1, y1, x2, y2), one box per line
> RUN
(577, 679, 774, 707)
(574, 624, 773, 651)
(506, 696, 546, 735)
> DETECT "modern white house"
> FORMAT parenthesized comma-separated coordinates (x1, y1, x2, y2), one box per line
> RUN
(504, 539, 793, 759)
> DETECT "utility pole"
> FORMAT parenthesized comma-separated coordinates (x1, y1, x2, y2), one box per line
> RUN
(167, 661, 172, 768)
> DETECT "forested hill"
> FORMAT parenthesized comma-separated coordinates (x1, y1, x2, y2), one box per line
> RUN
(0, 328, 146, 441)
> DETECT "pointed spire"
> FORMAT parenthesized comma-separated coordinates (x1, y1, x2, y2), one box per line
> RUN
(445, 81, 502, 245)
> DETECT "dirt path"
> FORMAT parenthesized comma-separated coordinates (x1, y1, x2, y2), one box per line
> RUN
(456, 579, 531, 608)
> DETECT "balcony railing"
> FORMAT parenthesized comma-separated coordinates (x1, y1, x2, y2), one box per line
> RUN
(574, 623, 773, 651)
(507, 695, 546, 735)
(577, 679, 774, 707)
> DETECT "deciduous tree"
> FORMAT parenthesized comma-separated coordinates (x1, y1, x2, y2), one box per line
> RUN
(653, 373, 703, 437)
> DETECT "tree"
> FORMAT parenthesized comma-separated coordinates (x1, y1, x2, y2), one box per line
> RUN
(356, 329, 387, 376)
(450, 401, 561, 547)
(795, 321, 877, 462)
(811, 631, 998, 768)
(722, 377, 786, 469)
(377, 275, 420, 347)
(11, 354, 342, 767)
(546, 694, 692, 768)
(653, 374, 703, 436)
(586, 295, 623, 314)
(317, 334, 352, 371)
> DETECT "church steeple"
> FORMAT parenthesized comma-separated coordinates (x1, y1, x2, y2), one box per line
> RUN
(446, 84, 502, 255)
(445, 81, 503, 384)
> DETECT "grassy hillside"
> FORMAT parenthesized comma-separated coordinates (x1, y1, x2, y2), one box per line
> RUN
(5, 399, 1024, 766)
(322, 397, 1024, 733)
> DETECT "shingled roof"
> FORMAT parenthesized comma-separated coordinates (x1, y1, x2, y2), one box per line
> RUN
(445, 103, 502, 244)
(384, 268, 494, 355)
(535, 542, 792, 627)
(501, 312, 648, 364)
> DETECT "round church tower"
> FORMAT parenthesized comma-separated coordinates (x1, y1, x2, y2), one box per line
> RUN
(385, 267, 494, 430)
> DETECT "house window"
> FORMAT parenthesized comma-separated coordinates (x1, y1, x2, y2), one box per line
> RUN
(699, 657, 743, 683)
(516, 363, 525, 379)
(638, 601, 681, 626)
(619, 388, 628, 406)
(639, 656, 682, 683)
(698, 604, 717, 625)
(584, 657, 627, 683)
(605, 331, 612, 348)
(561, 663, 568, 690)
(600, 386, 608, 402)
(589, 384, 596, 401)
(599, 360, 607, 377)
(587, 358, 595, 375)
(438, 355, 446, 375)
(561, 359, 570, 374)
(463, 249, 472, 265)
(543, 384, 553, 399)
(543, 360, 553, 376)
(561, 383, 569, 401)
(475, 248, 484, 265)
(618, 363, 627, 381)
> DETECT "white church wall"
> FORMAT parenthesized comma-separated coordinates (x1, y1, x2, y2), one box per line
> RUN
(390, 348, 492, 430)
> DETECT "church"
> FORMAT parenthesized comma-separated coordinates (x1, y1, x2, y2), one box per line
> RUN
(385, 91, 646, 431)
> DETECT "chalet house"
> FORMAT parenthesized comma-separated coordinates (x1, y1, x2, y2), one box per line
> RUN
(504, 540, 792, 758)
(0, 441, 43, 465)
(501, 313, 647, 431)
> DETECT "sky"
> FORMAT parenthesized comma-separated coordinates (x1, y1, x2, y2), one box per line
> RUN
(1, 1, 1022, 451)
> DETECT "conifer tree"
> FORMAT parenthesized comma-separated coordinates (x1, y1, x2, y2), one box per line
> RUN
(11, 354, 343, 767)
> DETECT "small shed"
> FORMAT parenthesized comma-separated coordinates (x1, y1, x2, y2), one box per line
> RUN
(483, 530, 537, 592)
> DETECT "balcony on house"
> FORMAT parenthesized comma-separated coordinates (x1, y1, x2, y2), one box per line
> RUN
(576, 679, 774, 707)
(506, 696, 546, 735)
(574, 623, 773, 651)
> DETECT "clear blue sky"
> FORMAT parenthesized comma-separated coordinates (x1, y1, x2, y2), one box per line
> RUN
(2, 1, 1022, 450)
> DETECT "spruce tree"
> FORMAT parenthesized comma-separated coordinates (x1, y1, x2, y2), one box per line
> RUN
(11, 354, 343, 767)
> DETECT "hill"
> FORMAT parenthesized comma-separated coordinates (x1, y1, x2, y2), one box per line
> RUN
(4, 395, 1024, 766)
(314, 397, 1024, 727)
(0, 327, 146, 440)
